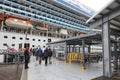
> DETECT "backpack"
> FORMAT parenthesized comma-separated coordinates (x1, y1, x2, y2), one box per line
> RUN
(44, 49, 49, 57)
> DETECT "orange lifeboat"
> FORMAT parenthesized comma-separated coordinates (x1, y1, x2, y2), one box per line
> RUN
(5, 18, 33, 29)
(35, 22, 48, 30)
(79, 31, 86, 35)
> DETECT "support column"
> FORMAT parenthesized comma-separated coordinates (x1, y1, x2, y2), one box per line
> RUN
(1, 21, 3, 31)
(30, 28, 33, 35)
(72, 45, 74, 52)
(68, 45, 70, 53)
(113, 36, 118, 71)
(74, 45, 76, 52)
(81, 40, 86, 70)
(102, 19, 111, 78)
(79, 46, 80, 53)
(64, 42, 67, 60)
(88, 44, 91, 54)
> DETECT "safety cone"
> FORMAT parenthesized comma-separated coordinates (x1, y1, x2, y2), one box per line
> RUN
(81, 66, 86, 70)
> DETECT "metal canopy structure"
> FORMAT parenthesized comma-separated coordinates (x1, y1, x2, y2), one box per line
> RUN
(48, 32, 102, 69)
(48, 33, 102, 45)
(87, 0, 120, 34)
(87, 0, 120, 78)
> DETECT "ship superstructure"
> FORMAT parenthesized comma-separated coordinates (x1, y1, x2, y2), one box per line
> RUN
(0, 0, 96, 50)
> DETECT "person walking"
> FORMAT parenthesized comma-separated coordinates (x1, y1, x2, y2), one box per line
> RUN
(37, 47, 43, 64)
(32, 49, 35, 56)
(35, 48, 38, 61)
(48, 48, 53, 64)
(24, 47, 30, 69)
(43, 48, 49, 66)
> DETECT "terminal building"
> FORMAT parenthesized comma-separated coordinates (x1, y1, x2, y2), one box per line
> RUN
(0, 0, 119, 80)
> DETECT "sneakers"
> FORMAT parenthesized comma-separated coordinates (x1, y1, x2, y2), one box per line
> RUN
(45, 64, 47, 66)
(25, 66, 29, 69)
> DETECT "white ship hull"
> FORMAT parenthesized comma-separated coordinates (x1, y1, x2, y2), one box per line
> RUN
(0, 31, 61, 50)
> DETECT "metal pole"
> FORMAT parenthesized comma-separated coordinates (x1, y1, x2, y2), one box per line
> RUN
(1, 21, 3, 31)
(82, 40, 85, 68)
(64, 42, 67, 62)
(68, 45, 70, 53)
(114, 36, 118, 71)
(79, 45, 80, 53)
(72, 45, 74, 52)
(102, 17, 111, 78)
(30, 28, 32, 35)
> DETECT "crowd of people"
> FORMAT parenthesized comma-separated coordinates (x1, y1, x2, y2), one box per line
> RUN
(24, 46, 53, 69)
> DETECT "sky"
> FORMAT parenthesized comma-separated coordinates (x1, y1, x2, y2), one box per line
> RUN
(76, 0, 113, 12)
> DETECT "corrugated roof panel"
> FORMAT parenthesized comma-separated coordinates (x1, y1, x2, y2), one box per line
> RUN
(101, 9, 110, 14)
(108, 2, 119, 9)
(86, 0, 115, 23)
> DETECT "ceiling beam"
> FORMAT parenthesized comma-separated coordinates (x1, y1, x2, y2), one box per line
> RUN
(112, 17, 120, 22)
(107, 7, 113, 11)
(110, 23, 120, 29)
(89, 6, 120, 28)
(116, 0, 120, 4)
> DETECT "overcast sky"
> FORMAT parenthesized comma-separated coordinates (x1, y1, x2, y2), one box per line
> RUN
(76, 0, 113, 12)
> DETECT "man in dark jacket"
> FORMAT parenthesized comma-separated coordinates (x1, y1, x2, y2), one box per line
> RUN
(37, 47, 43, 64)
(44, 48, 49, 66)
(24, 47, 30, 69)
(48, 48, 53, 64)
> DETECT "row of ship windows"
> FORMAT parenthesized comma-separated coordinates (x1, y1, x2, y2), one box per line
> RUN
(4, 36, 46, 42)
(0, 7, 87, 30)
(0, 6, 86, 27)
(0, 1, 87, 26)
(3, 43, 46, 48)
(7, 0, 84, 21)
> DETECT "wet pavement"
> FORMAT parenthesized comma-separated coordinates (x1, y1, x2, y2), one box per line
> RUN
(21, 56, 103, 80)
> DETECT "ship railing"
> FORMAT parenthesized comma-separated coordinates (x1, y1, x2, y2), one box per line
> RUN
(0, 52, 24, 64)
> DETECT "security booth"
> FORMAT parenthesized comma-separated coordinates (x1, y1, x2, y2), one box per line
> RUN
(87, 0, 120, 79)
(47, 33, 102, 68)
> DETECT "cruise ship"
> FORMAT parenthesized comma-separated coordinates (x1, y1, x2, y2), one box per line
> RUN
(0, 0, 99, 51)
(0, 0, 120, 80)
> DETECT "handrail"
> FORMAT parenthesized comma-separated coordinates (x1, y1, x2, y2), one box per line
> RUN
(0, 52, 24, 64)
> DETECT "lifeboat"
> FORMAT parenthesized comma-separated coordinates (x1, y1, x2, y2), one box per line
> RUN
(35, 23, 48, 30)
(5, 18, 33, 29)
(79, 31, 86, 35)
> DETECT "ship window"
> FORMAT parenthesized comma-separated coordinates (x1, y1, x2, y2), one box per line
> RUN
(20, 37, 23, 40)
(6, 8, 10, 11)
(12, 44, 15, 46)
(3, 43, 7, 46)
(43, 40, 46, 42)
(4, 36, 8, 38)
(28, 14, 31, 17)
(33, 39, 35, 41)
(38, 39, 41, 41)
(32, 45, 35, 47)
(21, 12, 25, 15)
(48, 39, 51, 42)
(14, 10, 18, 13)
(12, 37, 16, 39)
(26, 38, 29, 40)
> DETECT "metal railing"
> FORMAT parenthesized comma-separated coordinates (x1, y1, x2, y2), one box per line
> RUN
(0, 52, 24, 64)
